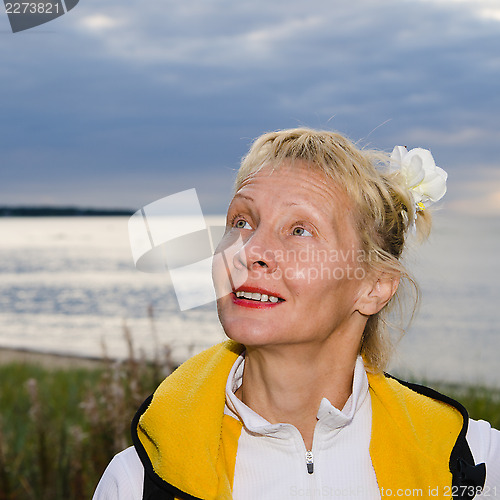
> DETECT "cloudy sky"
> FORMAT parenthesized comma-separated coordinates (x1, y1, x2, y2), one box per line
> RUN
(1, 0, 500, 214)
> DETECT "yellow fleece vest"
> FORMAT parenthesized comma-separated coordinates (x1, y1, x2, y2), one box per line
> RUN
(135, 341, 464, 500)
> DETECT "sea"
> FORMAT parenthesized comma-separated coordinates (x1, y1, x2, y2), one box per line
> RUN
(0, 214, 499, 387)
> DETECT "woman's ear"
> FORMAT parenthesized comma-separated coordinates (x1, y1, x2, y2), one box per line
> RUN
(356, 273, 400, 316)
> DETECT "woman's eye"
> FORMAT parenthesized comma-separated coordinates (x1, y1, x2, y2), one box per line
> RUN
(234, 219, 251, 229)
(292, 226, 312, 237)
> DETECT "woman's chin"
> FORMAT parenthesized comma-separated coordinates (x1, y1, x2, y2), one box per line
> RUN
(221, 317, 282, 347)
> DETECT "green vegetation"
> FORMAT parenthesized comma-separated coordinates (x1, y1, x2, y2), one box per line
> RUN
(0, 339, 176, 500)
(431, 382, 500, 430)
(0, 346, 499, 499)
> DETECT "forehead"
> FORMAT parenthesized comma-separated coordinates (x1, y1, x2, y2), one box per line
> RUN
(233, 161, 353, 212)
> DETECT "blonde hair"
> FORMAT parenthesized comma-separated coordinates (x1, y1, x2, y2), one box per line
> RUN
(234, 128, 431, 372)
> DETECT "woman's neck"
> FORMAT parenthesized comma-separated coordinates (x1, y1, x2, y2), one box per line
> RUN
(235, 340, 359, 450)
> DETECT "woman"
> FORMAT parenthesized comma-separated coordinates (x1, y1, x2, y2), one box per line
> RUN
(94, 128, 499, 499)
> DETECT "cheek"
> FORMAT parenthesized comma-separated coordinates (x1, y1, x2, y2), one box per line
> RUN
(284, 253, 362, 295)
(212, 231, 248, 297)
(211, 254, 228, 297)
(212, 233, 232, 295)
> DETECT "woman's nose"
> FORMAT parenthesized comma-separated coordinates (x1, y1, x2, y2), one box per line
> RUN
(233, 230, 278, 274)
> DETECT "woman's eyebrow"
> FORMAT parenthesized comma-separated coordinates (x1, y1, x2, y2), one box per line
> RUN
(232, 193, 254, 203)
(283, 199, 326, 216)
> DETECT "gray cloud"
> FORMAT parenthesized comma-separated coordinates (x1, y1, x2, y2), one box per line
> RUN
(1, 0, 499, 212)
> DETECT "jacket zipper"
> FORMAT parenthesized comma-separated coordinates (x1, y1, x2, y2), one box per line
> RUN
(305, 450, 314, 474)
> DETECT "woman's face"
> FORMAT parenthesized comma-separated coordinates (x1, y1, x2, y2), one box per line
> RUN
(213, 161, 372, 348)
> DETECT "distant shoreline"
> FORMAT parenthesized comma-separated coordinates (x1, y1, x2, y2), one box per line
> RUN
(0, 206, 134, 217)
(0, 346, 107, 369)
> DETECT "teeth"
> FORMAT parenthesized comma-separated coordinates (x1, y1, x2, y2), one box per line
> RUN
(235, 291, 281, 303)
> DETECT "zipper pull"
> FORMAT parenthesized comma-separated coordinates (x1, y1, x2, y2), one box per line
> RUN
(305, 450, 314, 474)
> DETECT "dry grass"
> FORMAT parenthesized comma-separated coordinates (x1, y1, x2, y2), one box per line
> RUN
(0, 321, 177, 500)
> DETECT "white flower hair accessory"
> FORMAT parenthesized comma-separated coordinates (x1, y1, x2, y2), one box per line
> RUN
(390, 146, 448, 218)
